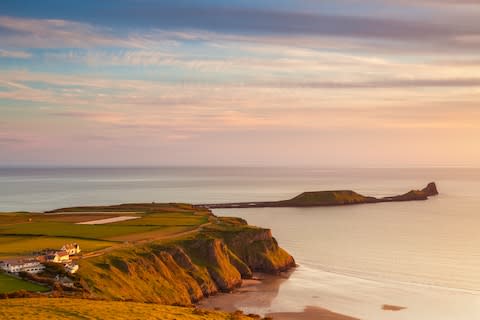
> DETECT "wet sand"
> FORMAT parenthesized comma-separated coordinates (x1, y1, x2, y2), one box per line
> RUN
(197, 273, 358, 320)
(267, 306, 360, 320)
(197, 273, 287, 313)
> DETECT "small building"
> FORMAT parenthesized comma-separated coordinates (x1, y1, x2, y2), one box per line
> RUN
(61, 243, 81, 256)
(46, 251, 70, 263)
(35, 255, 48, 263)
(64, 263, 79, 274)
(0, 258, 45, 274)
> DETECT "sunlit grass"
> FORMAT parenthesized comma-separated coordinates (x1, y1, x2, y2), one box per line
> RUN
(0, 298, 255, 319)
(0, 236, 116, 259)
(0, 273, 48, 294)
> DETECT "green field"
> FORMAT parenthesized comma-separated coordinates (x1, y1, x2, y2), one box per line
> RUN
(0, 236, 115, 258)
(0, 221, 163, 239)
(0, 298, 257, 320)
(0, 272, 48, 294)
(115, 212, 208, 226)
(0, 204, 212, 260)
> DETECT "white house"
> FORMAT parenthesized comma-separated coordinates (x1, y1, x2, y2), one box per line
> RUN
(64, 263, 79, 274)
(46, 251, 70, 263)
(61, 243, 81, 255)
(0, 258, 45, 274)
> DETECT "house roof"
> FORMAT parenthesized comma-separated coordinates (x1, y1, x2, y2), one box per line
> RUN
(56, 251, 69, 257)
(1, 258, 39, 266)
(62, 243, 79, 249)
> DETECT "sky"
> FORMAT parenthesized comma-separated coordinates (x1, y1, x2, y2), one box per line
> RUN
(0, 0, 480, 167)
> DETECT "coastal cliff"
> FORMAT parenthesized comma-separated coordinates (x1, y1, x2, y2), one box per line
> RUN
(76, 217, 295, 305)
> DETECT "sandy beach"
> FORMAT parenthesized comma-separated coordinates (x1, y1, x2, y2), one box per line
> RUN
(197, 273, 358, 320)
(267, 306, 360, 320)
(196, 273, 287, 313)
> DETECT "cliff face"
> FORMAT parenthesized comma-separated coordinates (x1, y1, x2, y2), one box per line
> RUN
(422, 182, 439, 196)
(218, 228, 295, 273)
(76, 218, 295, 305)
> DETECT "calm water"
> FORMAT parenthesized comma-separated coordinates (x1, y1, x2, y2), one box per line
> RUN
(1, 167, 480, 319)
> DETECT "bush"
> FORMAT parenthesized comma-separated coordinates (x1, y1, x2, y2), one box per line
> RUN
(41, 262, 67, 277)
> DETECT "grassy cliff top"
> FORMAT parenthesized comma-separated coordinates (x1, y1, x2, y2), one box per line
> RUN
(0, 298, 259, 320)
(281, 190, 374, 206)
(0, 203, 287, 302)
(0, 203, 213, 259)
(45, 203, 202, 214)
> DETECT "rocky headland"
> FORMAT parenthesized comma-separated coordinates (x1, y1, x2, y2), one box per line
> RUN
(199, 182, 438, 209)
(0, 203, 296, 319)
(75, 216, 295, 305)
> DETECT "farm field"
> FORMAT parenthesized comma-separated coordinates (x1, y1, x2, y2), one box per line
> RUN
(0, 204, 212, 259)
(0, 236, 115, 259)
(0, 272, 48, 294)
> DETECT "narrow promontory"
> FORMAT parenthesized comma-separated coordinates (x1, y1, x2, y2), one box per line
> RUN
(199, 182, 439, 209)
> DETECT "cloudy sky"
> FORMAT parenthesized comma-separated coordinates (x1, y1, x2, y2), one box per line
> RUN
(1, 0, 479, 167)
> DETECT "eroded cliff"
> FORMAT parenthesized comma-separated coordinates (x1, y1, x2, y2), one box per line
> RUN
(76, 216, 295, 305)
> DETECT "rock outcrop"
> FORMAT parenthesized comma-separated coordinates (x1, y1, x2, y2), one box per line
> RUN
(382, 182, 439, 202)
(422, 182, 439, 196)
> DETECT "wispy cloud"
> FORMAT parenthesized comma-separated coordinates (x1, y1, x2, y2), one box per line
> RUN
(0, 16, 146, 48)
(0, 12, 479, 57)
(1, 2, 479, 166)
(259, 78, 480, 89)
(378, 0, 480, 5)
(0, 49, 31, 59)
(14, 3, 473, 41)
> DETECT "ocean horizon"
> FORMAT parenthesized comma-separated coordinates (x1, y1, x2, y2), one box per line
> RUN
(1, 166, 480, 319)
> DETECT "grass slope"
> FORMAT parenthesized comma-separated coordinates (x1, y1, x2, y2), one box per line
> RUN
(282, 190, 373, 206)
(0, 273, 48, 294)
(0, 298, 258, 320)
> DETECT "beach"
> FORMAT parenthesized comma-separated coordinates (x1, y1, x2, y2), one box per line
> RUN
(197, 273, 360, 320)
(267, 306, 360, 320)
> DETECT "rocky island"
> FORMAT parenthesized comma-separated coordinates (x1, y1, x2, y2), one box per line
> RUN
(199, 182, 438, 209)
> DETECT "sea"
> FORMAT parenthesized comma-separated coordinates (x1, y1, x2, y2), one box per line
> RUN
(1, 167, 479, 319)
